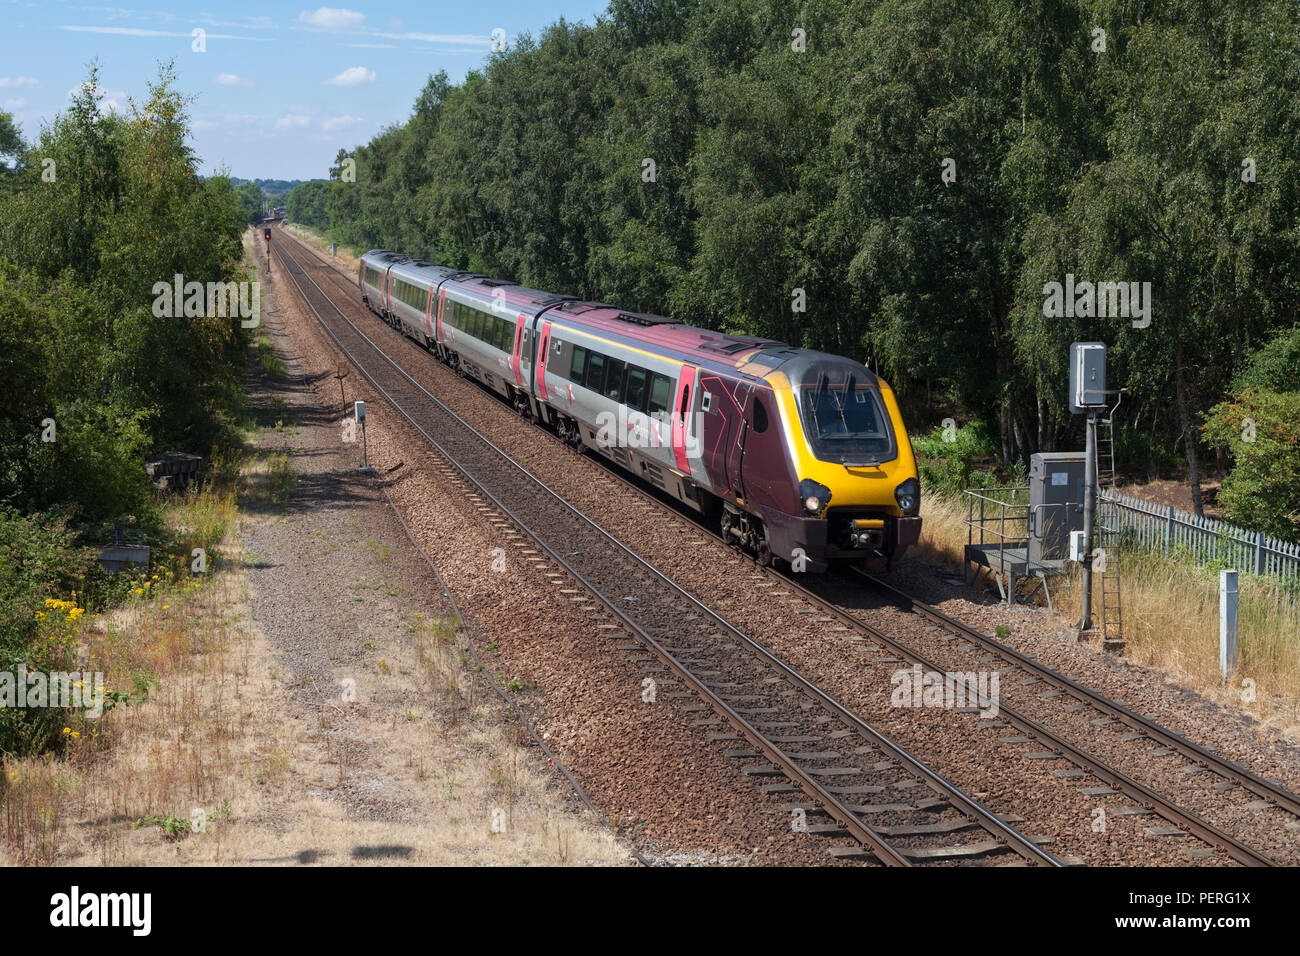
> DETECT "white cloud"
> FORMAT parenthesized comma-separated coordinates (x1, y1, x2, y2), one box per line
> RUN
(322, 115, 362, 131)
(324, 66, 375, 86)
(215, 73, 251, 87)
(371, 30, 489, 46)
(299, 7, 365, 29)
(59, 25, 269, 41)
(341, 43, 394, 49)
(0, 77, 39, 89)
(3, 98, 26, 110)
(201, 15, 275, 30)
(191, 119, 216, 130)
(274, 113, 311, 130)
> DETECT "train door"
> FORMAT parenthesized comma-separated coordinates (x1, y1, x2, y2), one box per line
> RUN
(424, 286, 436, 339)
(435, 287, 446, 346)
(695, 372, 747, 500)
(534, 320, 552, 401)
(727, 381, 754, 501)
(671, 364, 698, 475)
(511, 313, 527, 388)
(738, 389, 788, 510)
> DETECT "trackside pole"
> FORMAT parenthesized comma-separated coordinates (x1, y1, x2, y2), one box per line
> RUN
(1220, 569, 1239, 680)
(356, 400, 375, 474)
(1078, 411, 1097, 636)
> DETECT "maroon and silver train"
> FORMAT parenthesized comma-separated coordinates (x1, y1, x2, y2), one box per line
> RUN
(359, 250, 921, 571)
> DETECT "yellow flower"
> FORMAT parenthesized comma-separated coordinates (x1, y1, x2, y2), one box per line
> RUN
(162, 605, 170, 610)
(133, 588, 143, 595)
(61, 727, 71, 735)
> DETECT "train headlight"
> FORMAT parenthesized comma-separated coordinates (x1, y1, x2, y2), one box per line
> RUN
(799, 478, 831, 516)
(894, 477, 920, 516)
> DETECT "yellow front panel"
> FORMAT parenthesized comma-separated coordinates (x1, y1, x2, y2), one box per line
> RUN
(767, 371, 918, 515)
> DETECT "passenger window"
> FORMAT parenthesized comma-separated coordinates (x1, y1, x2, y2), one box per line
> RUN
(625, 367, 648, 411)
(648, 374, 672, 416)
(604, 358, 626, 401)
(570, 346, 587, 382)
(585, 352, 605, 392)
(679, 385, 690, 421)
(752, 396, 769, 433)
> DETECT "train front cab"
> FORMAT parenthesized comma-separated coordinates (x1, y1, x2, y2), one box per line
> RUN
(758, 355, 921, 572)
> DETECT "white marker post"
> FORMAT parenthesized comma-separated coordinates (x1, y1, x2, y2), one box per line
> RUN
(1220, 569, 1238, 680)
(355, 401, 375, 473)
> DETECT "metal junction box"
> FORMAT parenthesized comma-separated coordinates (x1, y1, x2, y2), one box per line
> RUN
(1029, 452, 1087, 564)
(1069, 342, 1107, 413)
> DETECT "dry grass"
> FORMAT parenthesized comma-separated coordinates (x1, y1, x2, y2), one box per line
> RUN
(281, 222, 361, 274)
(915, 492, 1300, 737)
(0, 474, 630, 866)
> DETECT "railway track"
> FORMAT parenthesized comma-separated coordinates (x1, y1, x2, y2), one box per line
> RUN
(273, 226, 1297, 866)
(268, 229, 1060, 867)
(854, 573, 1300, 835)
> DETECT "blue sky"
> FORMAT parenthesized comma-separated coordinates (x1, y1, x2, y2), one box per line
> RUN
(1, 1, 610, 180)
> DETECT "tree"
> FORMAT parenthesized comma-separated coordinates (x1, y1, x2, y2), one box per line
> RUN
(0, 109, 22, 176)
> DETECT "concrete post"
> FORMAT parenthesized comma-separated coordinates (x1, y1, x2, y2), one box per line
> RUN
(1220, 569, 1239, 680)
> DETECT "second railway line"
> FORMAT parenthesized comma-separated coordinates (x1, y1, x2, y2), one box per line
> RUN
(268, 228, 1060, 866)
(267, 225, 1299, 867)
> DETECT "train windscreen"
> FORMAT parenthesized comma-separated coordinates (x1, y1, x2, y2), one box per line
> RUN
(794, 372, 896, 465)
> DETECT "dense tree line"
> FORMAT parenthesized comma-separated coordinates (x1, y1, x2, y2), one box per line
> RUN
(0, 63, 253, 668)
(294, 0, 1300, 536)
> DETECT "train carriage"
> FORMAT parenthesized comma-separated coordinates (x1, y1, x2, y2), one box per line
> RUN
(357, 248, 921, 571)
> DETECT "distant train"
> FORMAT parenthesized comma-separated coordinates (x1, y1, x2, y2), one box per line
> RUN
(358, 249, 921, 571)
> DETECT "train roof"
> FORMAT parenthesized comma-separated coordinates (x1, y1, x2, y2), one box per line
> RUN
(541, 299, 793, 378)
(360, 250, 875, 387)
(442, 274, 577, 312)
(388, 258, 465, 284)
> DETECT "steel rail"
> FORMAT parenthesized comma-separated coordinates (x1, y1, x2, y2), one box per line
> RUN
(275, 227, 1279, 867)
(269, 230, 1059, 867)
(858, 569, 1300, 819)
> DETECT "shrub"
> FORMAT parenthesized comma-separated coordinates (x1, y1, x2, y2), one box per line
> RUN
(912, 422, 999, 497)
(1202, 388, 1300, 541)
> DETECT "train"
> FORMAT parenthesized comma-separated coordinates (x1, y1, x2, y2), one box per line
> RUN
(358, 249, 921, 572)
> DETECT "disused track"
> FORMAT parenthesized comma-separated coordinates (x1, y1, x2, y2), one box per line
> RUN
(268, 228, 1060, 867)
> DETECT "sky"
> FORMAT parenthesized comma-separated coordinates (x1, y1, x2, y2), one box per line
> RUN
(0, 1, 611, 181)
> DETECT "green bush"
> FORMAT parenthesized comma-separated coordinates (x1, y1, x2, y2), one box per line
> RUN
(0, 509, 91, 656)
(912, 422, 999, 497)
(1202, 388, 1300, 541)
(0, 510, 94, 758)
(1232, 327, 1300, 394)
